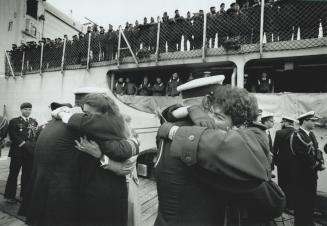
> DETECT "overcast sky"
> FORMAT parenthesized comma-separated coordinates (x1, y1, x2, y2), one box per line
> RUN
(47, 0, 233, 29)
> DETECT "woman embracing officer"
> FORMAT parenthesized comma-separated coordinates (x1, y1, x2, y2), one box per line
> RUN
(155, 75, 286, 226)
(20, 93, 140, 226)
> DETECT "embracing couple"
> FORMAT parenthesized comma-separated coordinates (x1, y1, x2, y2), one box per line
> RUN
(19, 94, 140, 226)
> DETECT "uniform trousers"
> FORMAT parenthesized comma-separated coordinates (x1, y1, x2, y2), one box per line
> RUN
(4, 155, 33, 199)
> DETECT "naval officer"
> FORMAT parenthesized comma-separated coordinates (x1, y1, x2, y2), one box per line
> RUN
(4, 103, 38, 203)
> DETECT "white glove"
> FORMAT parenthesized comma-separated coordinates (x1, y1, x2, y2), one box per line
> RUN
(51, 106, 71, 119)
(171, 106, 189, 119)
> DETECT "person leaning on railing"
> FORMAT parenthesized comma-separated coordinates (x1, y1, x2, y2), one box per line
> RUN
(166, 72, 182, 97)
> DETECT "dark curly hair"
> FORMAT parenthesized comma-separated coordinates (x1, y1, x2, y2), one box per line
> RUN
(83, 93, 128, 138)
(209, 85, 259, 127)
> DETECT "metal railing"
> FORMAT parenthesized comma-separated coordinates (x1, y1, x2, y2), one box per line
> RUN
(4, 1, 327, 77)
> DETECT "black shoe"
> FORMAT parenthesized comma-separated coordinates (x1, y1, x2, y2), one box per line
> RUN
(5, 198, 17, 204)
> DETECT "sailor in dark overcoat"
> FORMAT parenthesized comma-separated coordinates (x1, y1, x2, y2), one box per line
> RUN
(273, 116, 296, 208)
(155, 76, 285, 226)
(20, 102, 138, 226)
(290, 111, 324, 226)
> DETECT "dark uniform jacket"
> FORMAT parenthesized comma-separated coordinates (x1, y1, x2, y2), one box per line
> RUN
(114, 82, 126, 95)
(155, 109, 285, 226)
(166, 78, 181, 97)
(21, 117, 137, 226)
(289, 128, 319, 224)
(152, 82, 165, 96)
(138, 82, 152, 96)
(126, 82, 137, 95)
(66, 113, 139, 226)
(290, 128, 320, 178)
(8, 116, 38, 158)
(21, 119, 82, 226)
(273, 126, 295, 208)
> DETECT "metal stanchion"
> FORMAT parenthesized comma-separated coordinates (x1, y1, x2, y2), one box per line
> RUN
(259, 0, 265, 57)
(117, 26, 122, 67)
(21, 51, 25, 77)
(40, 42, 44, 75)
(121, 27, 138, 64)
(86, 33, 91, 71)
(5, 51, 15, 79)
(155, 17, 161, 63)
(61, 38, 67, 74)
(202, 13, 207, 61)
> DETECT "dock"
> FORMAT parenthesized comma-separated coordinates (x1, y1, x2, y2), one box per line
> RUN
(0, 147, 158, 226)
(0, 147, 325, 226)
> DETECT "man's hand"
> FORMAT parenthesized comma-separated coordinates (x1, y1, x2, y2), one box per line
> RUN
(188, 105, 218, 129)
(103, 156, 137, 175)
(75, 136, 102, 159)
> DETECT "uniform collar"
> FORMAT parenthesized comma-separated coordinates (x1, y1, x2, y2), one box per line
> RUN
(300, 127, 311, 136)
(21, 116, 29, 121)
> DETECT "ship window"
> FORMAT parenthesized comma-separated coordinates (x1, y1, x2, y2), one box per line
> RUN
(26, 0, 38, 19)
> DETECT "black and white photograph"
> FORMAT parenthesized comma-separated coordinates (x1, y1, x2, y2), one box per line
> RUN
(0, 0, 326, 225)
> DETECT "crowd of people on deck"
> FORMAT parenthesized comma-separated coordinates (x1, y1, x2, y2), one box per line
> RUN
(0, 74, 326, 226)
(113, 71, 273, 97)
(113, 72, 184, 97)
(7, 0, 327, 73)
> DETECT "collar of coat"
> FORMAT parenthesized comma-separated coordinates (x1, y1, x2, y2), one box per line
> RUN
(20, 116, 30, 122)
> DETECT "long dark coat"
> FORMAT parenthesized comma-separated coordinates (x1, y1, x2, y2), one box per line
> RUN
(20, 119, 81, 226)
(20, 115, 136, 226)
(290, 128, 318, 225)
(66, 113, 136, 226)
(155, 107, 285, 226)
(273, 126, 295, 208)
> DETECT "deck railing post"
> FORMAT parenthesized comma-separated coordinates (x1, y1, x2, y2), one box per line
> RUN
(155, 17, 161, 63)
(231, 67, 237, 87)
(202, 12, 207, 61)
(61, 38, 67, 74)
(21, 51, 25, 77)
(121, 28, 139, 64)
(5, 51, 15, 79)
(117, 26, 122, 67)
(259, 0, 265, 57)
(86, 33, 91, 71)
(40, 42, 44, 75)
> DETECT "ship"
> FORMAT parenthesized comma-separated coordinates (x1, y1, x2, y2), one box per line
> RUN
(1, 1, 327, 225)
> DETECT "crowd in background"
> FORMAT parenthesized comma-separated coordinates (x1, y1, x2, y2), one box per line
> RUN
(113, 72, 184, 97)
(7, 0, 327, 73)
(113, 71, 273, 96)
